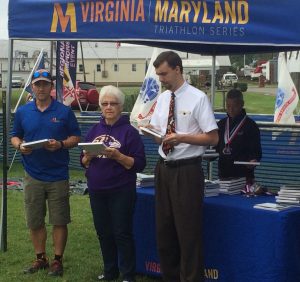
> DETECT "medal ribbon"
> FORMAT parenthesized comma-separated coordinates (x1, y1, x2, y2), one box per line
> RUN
(224, 116, 247, 146)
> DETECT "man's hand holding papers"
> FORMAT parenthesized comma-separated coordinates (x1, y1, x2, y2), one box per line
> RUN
(21, 139, 50, 149)
(139, 126, 165, 144)
(140, 126, 164, 139)
(20, 139, 50, 155)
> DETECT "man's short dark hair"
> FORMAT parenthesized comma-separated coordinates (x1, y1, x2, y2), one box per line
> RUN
(153, 51, 183, 73)
(226, 89, 244, 103)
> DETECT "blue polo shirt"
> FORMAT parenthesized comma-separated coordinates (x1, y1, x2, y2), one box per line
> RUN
(12, 99, 81, 181)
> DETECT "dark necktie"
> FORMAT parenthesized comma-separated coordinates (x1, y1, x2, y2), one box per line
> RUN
(162, 92, 176, 155)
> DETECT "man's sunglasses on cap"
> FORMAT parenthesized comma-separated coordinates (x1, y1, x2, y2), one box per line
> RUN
(32, 71, 52, 80)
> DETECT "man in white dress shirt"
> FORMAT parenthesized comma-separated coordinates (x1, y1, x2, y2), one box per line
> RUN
(147, 51, 219, 282)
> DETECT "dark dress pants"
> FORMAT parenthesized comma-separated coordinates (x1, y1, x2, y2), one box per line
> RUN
(155, 160, 204, 282)
(89, 187, 136, 280)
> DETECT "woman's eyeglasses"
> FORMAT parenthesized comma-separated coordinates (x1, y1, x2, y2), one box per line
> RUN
(32, 71, 52, 80)
(101, 102, 120, 107)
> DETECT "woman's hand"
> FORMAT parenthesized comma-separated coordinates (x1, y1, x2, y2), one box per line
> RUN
(103, 147, 122, 160)
(82, 150, 98, 168)
(103, 147, 134, 169)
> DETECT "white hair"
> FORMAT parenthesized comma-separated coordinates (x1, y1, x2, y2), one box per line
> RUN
(99, 85, 125, 106)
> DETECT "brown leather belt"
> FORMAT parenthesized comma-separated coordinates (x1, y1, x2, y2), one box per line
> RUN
(159, 156, 202, 167)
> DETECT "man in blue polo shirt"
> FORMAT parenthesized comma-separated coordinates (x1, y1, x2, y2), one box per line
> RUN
(11, 69, 81, 277)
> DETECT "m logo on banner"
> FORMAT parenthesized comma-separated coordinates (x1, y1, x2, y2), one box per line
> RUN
(51, 3, 77, 33)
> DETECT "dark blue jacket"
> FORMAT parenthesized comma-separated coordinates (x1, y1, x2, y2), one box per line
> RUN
(216, 109, 262, 179)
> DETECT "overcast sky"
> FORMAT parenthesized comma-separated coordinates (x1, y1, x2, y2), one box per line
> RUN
(0, 0, 8, 39)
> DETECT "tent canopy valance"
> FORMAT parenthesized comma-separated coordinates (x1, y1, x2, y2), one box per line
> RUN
(8, 0, 300, 55)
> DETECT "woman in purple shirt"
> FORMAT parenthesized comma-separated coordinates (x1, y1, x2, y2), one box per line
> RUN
(81, 85, 146, 282)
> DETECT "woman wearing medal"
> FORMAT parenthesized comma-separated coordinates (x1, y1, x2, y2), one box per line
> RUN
(215, 89, 262, 184)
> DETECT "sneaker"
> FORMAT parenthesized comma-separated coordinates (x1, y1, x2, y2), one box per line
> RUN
(23, 258, 49, 274)
(48, 260, 63, 276)
(122, 277, 135, 282)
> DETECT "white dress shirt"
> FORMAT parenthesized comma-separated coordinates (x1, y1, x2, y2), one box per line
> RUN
(150, 82, 218, 160)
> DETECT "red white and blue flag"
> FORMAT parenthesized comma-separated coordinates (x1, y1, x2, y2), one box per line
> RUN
(274, 53, 299, 124)
(130, 48, 161, 128)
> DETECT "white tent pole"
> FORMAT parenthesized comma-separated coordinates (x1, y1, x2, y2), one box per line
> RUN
(210, 55, 216, 107)
(13, 49, 44, 113)
(116, 47, 119, 88)
(6, 40, 13, 124)
(208, 54, 216, 180)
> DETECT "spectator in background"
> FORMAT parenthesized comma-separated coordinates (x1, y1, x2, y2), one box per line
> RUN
(11, 68, 81, 276)
(81, 85, 146, 282)
(215, 89, 262, 184)
(143, 51, 219, 282)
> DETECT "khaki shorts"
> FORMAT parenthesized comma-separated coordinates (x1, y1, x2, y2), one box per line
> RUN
(24, 173, 71, 229)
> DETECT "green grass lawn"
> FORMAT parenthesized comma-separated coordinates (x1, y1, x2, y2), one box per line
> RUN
(0, 164, 161, 281)
(213, 91, 276, 114)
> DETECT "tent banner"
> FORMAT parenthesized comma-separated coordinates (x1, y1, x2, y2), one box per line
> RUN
(8, 0, 300, 48)
(56, 41, 78, 106)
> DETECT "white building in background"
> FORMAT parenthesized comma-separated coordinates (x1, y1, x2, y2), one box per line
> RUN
(0, 40, 231, 87)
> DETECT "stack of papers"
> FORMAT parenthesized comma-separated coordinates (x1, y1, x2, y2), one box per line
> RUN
(253, 202, 293, 212)
(78, 142, 107, 155)
(234, 161, 261, 166)
(276, 184, 300, 205)
(204, 180, 220, 197)
(140, 127, 164, 139)
(21, 139, 50, 150)
(216, 178, 246, 195)
(136, 173, 155, 188)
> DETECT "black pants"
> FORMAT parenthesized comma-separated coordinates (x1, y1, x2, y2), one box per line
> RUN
(89, 187, 136, 280)
(155, 159, 204, 282)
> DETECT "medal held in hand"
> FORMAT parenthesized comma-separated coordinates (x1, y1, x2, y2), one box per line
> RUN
(223, 116, 247, 155)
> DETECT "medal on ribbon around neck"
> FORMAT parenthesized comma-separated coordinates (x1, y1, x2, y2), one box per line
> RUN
(223, 116, 247, 156)
(223, 145, 232, 155)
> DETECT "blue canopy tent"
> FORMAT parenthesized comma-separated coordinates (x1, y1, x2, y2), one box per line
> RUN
(6, 0, 300, 115)
(7, 0, 300, 53)
(2, 0, 300, 250)
(6, 0, 300, 107)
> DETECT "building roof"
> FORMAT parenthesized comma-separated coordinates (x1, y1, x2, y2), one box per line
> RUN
(0, 40, 231, 66)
